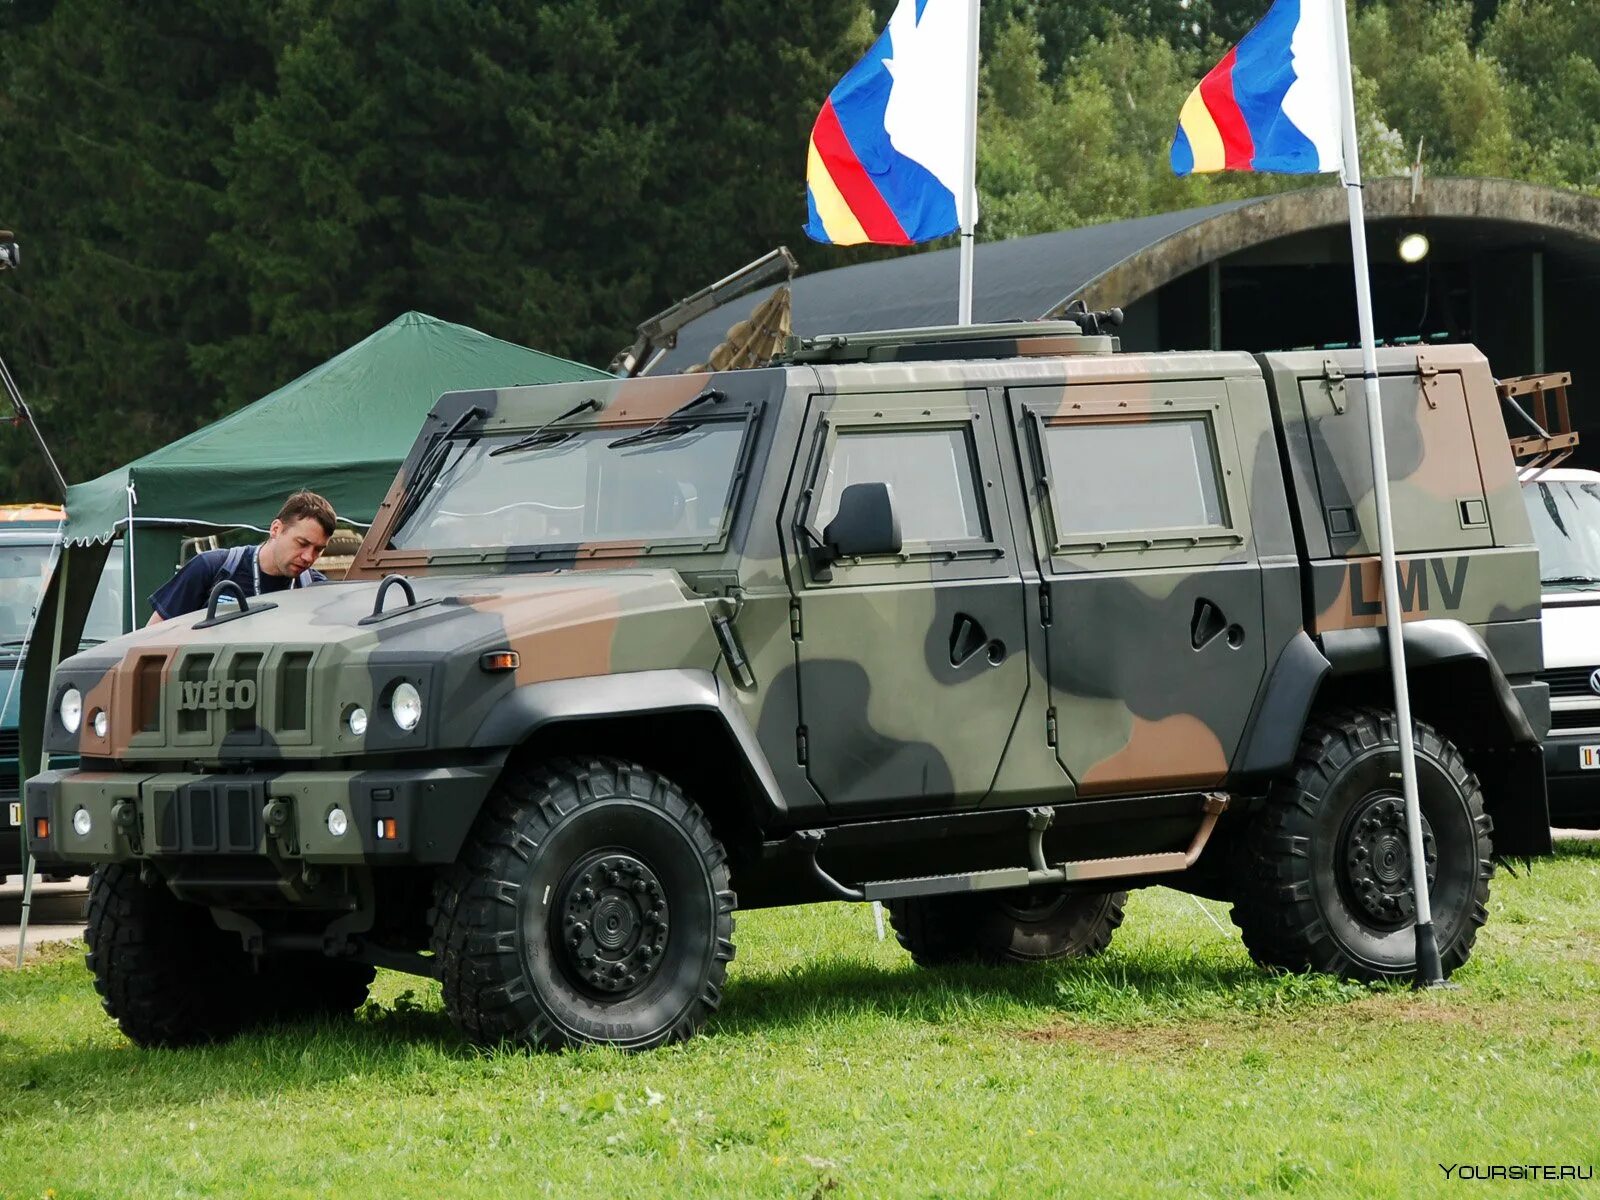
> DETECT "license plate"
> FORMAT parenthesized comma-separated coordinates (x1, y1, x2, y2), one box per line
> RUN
(1581, 746, 1600, 771)
(6, 802, 18, 827)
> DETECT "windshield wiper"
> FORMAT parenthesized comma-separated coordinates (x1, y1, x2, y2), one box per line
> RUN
(391, 406, 487, 533)
(608, 389, 726, 450)
(1542, 574, 1600, 586)
(0, 637, 29, 649)
(489, 397, 601, 458)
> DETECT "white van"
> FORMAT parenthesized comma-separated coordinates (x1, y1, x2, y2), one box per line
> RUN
(1522, 466, 1600, 828)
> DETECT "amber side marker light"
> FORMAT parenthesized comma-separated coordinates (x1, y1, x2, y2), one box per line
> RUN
(480, 650, 520, 672)
(376, 818, 398, 841)
(34, 818, 49, 839)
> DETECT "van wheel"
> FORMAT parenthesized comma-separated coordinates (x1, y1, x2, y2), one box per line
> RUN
(1230, 707, 1493, 982)
(886, 888, 1126, 967)
(431, 757, 736, 1052)
(85, 864, 262, 1047)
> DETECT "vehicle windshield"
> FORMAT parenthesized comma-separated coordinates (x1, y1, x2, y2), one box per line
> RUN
(0, 542, 55, 647)
(0, 542, 125, 653)
(82, 552, 126, 643)
(389, 421, 747, 551)
(1522, 479, 1600, 590)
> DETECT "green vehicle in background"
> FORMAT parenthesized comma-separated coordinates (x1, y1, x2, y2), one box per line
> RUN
(26, 321, 1550, 1052)
(2, 504, 123, 883)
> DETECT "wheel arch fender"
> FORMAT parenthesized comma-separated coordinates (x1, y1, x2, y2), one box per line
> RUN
(469, 669, 790, 830)
(1316, 619, 1550, 858)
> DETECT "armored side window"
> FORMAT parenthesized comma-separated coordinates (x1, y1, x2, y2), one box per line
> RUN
(1042, 417, 1229, 540)
(815, 427, 987, 544)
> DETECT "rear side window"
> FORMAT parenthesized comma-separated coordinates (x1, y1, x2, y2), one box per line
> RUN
(815, 427, 987, 543)
(1042, 417, 1227, 539)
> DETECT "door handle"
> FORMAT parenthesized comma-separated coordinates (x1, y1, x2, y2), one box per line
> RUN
(1191, 598, 1246, 650)
(1190, 598, 1226, 649)
(950, 614, 1008, 667)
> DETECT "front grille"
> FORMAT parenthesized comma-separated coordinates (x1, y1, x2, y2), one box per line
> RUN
(150, 780, 266, 853)
(0, 729, 18, 758)
(1540, 667, 1600, 699)
(159, 646, 314, 750)
(1550, 707, 1600, 732)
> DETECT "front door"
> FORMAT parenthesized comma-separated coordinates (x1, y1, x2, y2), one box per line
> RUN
(1010, 381, 1268, 796)
(786, 388, 1029, 813)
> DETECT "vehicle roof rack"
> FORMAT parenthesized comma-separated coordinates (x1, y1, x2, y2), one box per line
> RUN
(1500, 371, 1579, 472)
(776, 319, 1118, 366)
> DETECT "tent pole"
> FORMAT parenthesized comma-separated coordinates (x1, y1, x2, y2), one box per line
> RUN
(16, 547, 68, 968)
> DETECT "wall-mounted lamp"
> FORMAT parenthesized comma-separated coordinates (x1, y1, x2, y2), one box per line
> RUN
(1398, 232, 1431, 264)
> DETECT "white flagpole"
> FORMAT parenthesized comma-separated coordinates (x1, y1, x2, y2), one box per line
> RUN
(1328, 0, 1444, 985)
(956, 0, 979, 325)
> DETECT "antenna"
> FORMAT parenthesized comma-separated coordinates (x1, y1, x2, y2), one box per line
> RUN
(0, 231, 70, 500)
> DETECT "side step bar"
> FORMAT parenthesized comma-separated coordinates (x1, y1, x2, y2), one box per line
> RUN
(803, 793, 1229, 903)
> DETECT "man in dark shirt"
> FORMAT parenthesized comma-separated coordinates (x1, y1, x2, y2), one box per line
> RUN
(147, 491, 335, 623)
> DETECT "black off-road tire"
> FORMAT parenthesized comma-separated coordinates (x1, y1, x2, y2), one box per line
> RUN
(430, 757, 736, 1052)
(886, 887, 1126, 968)
(85, 863, 263, 1047)
(1230, 707, 1493, 982)
(258, 955, 376, 1023)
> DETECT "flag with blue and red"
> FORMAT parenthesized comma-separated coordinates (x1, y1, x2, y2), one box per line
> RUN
(1171, 0, 1342, 176)
(805, 0, 971, 246)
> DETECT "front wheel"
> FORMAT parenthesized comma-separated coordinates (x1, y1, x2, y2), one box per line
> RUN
(85, 864, 264, 1047)
(1230, 707, 1493, 982)
(431, 757, 736, 1051)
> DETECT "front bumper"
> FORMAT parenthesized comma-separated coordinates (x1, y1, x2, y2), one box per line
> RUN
(25, 760, 502, 868)
(1543, 737, 1600, 829)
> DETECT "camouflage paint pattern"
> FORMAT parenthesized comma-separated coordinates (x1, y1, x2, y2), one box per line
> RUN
(26, 330, 1543, 903)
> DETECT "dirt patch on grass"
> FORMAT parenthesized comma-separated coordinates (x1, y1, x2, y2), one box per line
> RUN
(1015, 1020, 1246, 1054)
(1014, 992, 1507, 1054)
(0, 938, 82, 972)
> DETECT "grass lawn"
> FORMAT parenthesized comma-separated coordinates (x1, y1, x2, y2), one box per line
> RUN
(2, 840, 1598, 1199)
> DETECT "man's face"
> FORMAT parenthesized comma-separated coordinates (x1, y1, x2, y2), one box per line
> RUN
(268, 517, 330, 576)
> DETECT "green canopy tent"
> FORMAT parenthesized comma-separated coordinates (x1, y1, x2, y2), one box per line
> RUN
(19, 310, 605, 797)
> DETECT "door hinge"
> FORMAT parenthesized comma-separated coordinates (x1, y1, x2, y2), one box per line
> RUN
(1321, 358, 1347, 415)
(796, 725, 809, 764)
(789, 599, 803, 641)
(1417, 353, 1440, 409)
(1046, 707, 1058, 747)
(1039, 584, 1053, 627)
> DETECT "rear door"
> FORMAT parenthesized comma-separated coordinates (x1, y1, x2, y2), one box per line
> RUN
(1010, 381, 1268, 796)
(785, 388, 1029, 813)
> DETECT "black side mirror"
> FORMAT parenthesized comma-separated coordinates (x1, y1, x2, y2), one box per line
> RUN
(822, 482, 901, 561)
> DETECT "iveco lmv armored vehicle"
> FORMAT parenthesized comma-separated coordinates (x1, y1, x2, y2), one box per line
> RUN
(27, 322, 1549, 1051)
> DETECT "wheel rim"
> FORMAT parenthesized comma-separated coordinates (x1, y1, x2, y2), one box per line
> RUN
(1337, 791, 1438, 930)
(552, 850, 671, 998)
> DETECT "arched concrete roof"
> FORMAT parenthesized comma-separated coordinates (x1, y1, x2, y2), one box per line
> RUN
(1075, 176, 1600, 312)
(657, 177, 1600, 373)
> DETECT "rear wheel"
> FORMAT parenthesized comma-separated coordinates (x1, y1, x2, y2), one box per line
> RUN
(1230, 707, 1493, 982)
(85, 864, 262, 1047)
(886, 887, 1126, 968)
(431, 757, 736, 1051)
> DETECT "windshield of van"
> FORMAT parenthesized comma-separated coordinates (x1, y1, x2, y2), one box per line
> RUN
(1523, 479, 1600, 590)
(389, 421, 747, 552)
(0, 542, 54, 648)
(82, 552, 126, 643)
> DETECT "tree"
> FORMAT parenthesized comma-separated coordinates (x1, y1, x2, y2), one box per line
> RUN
(0, 0, 274, 496)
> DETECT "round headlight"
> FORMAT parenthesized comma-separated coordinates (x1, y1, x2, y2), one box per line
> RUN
(92, 709, 109, 739)
(72, 807, 92, 837)
(327, 808, 349, 837)
(390, 682, 423, 733)
(347, 706, 368, 737)
(59, 687, 82, 734)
